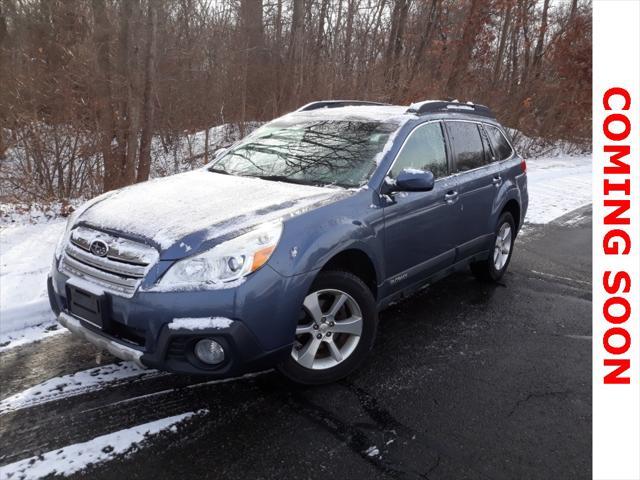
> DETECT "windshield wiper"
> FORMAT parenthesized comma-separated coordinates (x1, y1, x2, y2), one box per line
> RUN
(209, 168, 230, 175)
(254, 175, 317, 186)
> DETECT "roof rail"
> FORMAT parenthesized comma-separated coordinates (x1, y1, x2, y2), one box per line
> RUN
(407, 100, 495, 118)
(297, 100, 390, 112)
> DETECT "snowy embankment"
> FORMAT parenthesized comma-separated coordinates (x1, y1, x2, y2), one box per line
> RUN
(0, 152, 591, 347)
(0, 219, 66, 345)
(525, 154, 591, 224)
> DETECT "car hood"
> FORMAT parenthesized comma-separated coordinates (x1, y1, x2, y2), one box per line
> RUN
(78, 170, 346, 259)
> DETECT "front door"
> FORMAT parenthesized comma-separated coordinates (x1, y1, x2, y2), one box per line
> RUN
(382, 121, 458, 291)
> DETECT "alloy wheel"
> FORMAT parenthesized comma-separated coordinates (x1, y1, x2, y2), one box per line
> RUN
(493, 222, 512, 271)
(291, 289, 363, 370)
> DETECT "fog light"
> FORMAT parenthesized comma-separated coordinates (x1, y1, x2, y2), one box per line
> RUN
(194, 339, 225, 365)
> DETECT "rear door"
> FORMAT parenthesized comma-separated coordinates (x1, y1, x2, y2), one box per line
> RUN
(444, 120, 502, 259)
(382, 121, 458, 290)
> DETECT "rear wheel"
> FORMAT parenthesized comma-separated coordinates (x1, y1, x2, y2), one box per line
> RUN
(470, 212, 516, 282)
(277, 271, 377, 385)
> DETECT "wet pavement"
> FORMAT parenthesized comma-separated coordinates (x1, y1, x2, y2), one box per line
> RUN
(0, 207, 592, 480)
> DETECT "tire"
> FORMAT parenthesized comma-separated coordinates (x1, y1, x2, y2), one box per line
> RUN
(277, 270, 378, 385)
(470, 212, 516, 282)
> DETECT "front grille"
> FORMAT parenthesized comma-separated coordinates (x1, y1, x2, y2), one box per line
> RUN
(59, 226, 159, 297)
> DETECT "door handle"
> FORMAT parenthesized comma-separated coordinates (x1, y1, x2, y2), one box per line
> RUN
(492, 175, 502, 187)
(444, 190, 459, 204)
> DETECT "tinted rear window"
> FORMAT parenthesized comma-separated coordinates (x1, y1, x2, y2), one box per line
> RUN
(446, 122, 485, 172)
(485, 125, 513, 160)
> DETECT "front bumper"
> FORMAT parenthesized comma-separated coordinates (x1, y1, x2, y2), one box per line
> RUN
(55, 308, 291, 376)
(49, 260, 317, 376)
(58, 312, 145, 368)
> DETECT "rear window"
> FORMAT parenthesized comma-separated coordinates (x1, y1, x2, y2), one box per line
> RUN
(446, 121, 485, 172)
(485, 125, 513, 160)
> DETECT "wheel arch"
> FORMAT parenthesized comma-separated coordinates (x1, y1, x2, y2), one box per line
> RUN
(319, 248, 378, 299)
(500, 198, 521, 230)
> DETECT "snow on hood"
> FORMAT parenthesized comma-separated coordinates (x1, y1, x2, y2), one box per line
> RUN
(78, 170, 344, 252)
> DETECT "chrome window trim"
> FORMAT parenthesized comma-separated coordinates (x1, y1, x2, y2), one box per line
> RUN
(379, 117, 518, 189)
(483, 123, 516, 161)
(382, 120, 454, 187)
(443, 119, 517, 176)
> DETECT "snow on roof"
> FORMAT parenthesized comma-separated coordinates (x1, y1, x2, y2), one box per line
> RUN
(281, 104, 413, 124)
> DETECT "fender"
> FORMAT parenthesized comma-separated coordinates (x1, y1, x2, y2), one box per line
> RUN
(489, 162, 523, 231)
(267, 191, 385, 282)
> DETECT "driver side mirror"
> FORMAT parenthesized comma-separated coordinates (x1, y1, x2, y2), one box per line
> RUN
(384, 169, 435, 194)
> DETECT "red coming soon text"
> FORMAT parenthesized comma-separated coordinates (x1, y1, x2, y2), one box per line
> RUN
(602, 87, 633, 384)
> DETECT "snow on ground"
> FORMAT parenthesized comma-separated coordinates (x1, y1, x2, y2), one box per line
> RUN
(0, 322, 66, 353)
(0, 219, 65, 335)
(0, 410, 205, 480)
(524, 154, 591, 224)
(0, 361, 164, 414)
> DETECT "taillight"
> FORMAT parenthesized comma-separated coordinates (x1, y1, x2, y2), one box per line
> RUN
(520, 159, 527, 173)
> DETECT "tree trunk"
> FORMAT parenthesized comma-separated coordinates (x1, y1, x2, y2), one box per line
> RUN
(113, 0, 134, 186)
(240, 0, 264, 119)
(137, 0, 158, 183)
(492, 0, 512, 84)
(531, 0, 550, 79)
(311, 0, 329, 93)
(91, 0, 118, 192)
(445, 0, 489, 96)
(385, 0, 409, 97)
(403, 0, 440, 98)
(343, 0, 355, 90)
(289, 0, 305, 107)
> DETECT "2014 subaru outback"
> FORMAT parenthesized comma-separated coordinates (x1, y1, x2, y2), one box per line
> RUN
(48, 100, 528, 385)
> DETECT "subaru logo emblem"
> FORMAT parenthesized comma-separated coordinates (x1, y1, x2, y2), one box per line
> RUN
(90, 240, 109, 257)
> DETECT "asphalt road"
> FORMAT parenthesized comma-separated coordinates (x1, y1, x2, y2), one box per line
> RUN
(0, 207, 592, 480)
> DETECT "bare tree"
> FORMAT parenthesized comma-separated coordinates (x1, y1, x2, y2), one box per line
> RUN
(137, 0, 158, 183)
(0, 0, 593, 202)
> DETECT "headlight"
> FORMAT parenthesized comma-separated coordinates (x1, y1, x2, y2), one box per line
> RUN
(54, 216, 74, 260)
(157, 221, 283, 289)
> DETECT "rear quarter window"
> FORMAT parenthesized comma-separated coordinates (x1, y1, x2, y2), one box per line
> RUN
(485, 125, 514, 160)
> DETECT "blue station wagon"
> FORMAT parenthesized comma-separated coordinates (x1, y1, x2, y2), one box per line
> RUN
(48, 100, 528, 384)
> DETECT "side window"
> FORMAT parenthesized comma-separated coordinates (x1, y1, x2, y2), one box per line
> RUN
(446, 121, 486, 172)
(479, 125, 496, 163)
(485, 125, 514, 161)
(390, 122, 448, 178)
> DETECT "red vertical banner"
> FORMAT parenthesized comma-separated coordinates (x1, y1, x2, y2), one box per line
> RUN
(593, 1, 640, 479)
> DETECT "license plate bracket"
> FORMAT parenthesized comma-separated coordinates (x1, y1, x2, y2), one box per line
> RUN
(66, 285, 108, 329)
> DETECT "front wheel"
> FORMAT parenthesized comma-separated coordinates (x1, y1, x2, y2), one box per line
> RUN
(277, 271, 378, 385)
(470, 212, 516, 282)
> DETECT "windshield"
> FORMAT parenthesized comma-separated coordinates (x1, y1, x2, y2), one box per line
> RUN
(209, 118, 400, 188)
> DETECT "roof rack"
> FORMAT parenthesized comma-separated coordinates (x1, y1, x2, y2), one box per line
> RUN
(296, 100, 390, 112)
(407, 100, 495, 118)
